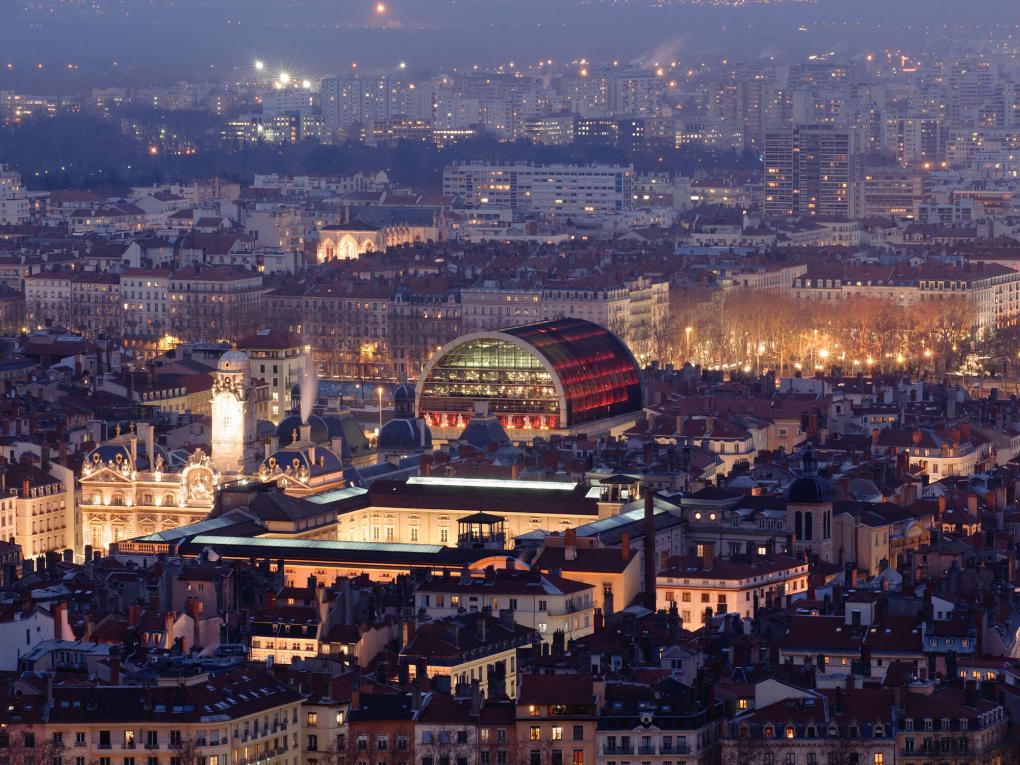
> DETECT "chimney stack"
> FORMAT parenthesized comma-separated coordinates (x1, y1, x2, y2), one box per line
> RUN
(701, 544, 714, 571)
(621, 532, 631, 562)
(643, 489, 657, 609)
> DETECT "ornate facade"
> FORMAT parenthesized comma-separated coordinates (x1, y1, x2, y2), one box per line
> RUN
(210, 349, 259, 473)
(316, 220, 437, 263)
(79, 433, 218, 551)
(80, 351, 262, 552)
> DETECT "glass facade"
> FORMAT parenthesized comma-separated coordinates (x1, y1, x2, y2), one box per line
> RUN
(418, 337, 561, 429)
(418, 319, 642, 430)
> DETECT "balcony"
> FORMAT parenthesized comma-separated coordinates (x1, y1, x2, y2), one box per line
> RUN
(661, 744, 690, 755)
(602, 746, 634, 755)
(638, 746, 656, 755)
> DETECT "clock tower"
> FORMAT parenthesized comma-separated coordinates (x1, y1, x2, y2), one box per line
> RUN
(211, 350, 258, 474)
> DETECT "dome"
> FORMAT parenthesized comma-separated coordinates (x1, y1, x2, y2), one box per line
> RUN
(218, 350, 250, 372)
(275, 414, 329, 446)
(260, 444, 343, 478)
(787, 475, 834, 504)
(393, 384, 415, 417)
(379, 417, 433, 451)
(85, 443, 133, 470)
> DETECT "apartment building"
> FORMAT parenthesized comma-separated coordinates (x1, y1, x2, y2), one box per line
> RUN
(443, 162, 634, 220)
(1, 670, 303, 765)
(764, 124, 864, 219)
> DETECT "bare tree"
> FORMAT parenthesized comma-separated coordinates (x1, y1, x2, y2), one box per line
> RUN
(2, 729, 67, 765)
(820, 730, 868, 765)
(720, 726, 774, 765)
(171, 738, 201, 765)
(418, 727, 476, 765)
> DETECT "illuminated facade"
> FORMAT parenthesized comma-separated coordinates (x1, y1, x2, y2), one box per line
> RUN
(416, 318, 643, 439)
(80, 351, 259, 551)
(79, 429, 218, 552)
(316, 220, 437, 263)
(210, 350, 259, 474)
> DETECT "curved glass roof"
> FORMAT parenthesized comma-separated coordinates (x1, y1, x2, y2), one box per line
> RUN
(419, 318, 642, 428)
(503, 318, 642, 426)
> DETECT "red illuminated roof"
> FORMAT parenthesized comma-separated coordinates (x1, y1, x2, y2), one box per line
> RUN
(502, 318, 642, 426)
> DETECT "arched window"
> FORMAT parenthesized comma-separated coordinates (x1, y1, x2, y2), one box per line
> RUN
(805, 512, 813, 541)
(142, 493, 154, 505)
(164, 494, 176, 507)
(110, 493, 125, 506)
(90, 492, 102, 505)
(794, 511, 803, 539)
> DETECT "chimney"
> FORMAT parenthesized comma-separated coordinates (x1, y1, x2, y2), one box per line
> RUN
(22, 479, 30, 499)
(299, 423, 312, 444)
(967, 494, 978, 515)
(164, 610, 176, 647)
(621, 532, 631, 562)
(470, 678, 482, 716)
(564, 528, 576, 561)
(402, 620, 416, 650)
(128, 604, 139, 626)
(263, 592, 276, 611)
(643, 489, 657, 608)
(420, 454, 432, 477)
(351, 677, 361, 711)
(511, 462, 521, 480)
(702, 544, 714, 571)
(411, 679, 422, 712)
(938, 495, 947, 515)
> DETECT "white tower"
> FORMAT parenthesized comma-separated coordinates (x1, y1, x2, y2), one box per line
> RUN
(211, 350, 258, 474)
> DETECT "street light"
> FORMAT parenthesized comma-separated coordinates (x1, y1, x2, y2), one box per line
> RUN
(254, 60, 265, 71)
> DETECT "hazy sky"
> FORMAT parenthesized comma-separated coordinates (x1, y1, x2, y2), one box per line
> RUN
(1, 0, 1017, 90)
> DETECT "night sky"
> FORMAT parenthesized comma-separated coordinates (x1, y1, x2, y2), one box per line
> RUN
(1, 0, 1017, 89)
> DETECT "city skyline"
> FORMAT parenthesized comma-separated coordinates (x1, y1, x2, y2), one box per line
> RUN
(1, 4, 1020, 765)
